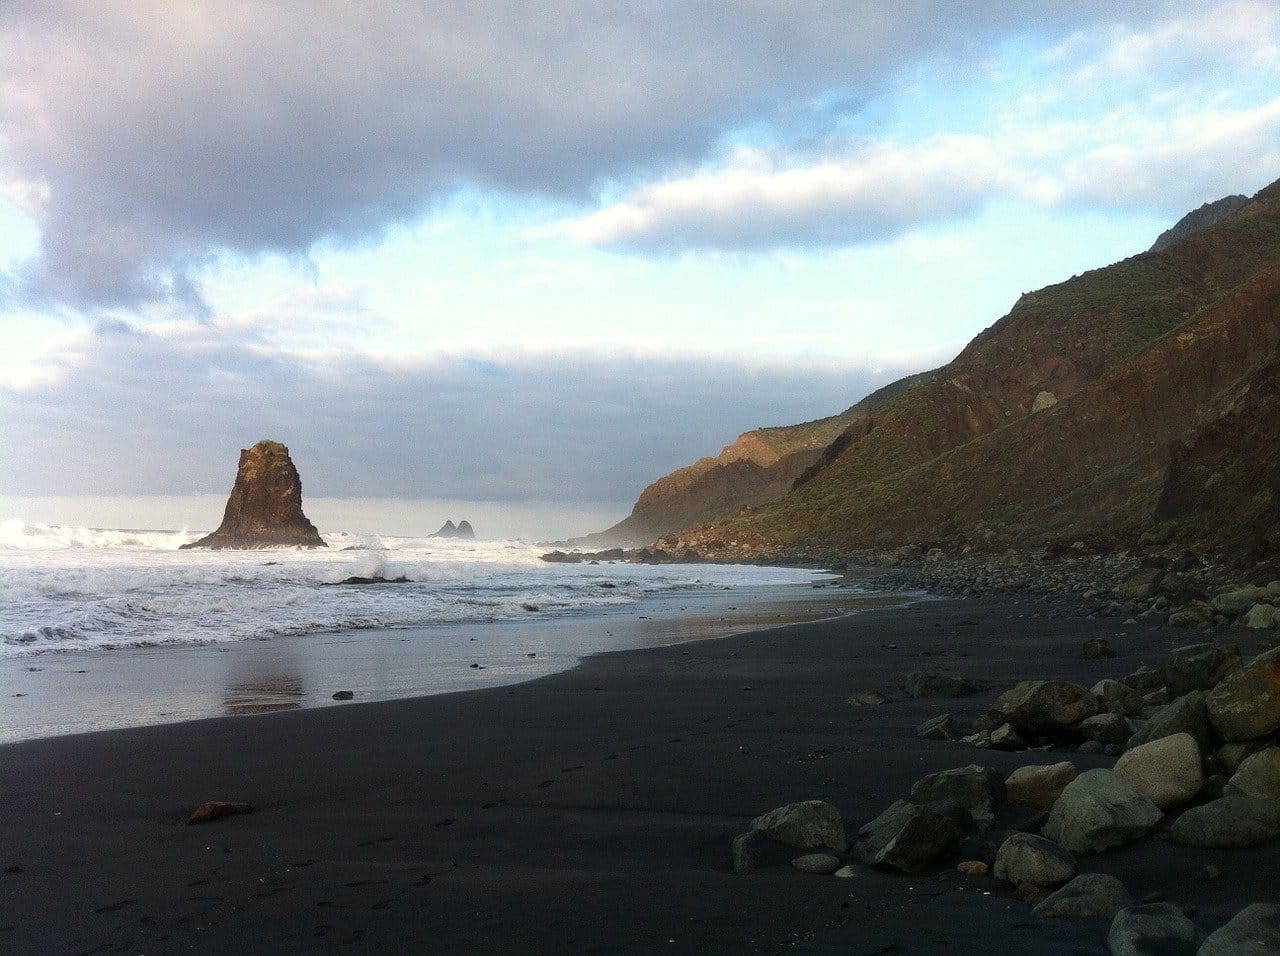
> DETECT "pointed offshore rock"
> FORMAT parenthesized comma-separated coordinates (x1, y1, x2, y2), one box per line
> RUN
(181, 441, 325, 549)
(430, 519, 477, 539)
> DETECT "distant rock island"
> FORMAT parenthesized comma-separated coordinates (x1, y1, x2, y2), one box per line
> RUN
(430, 519, 475, 539)
(181, 440, 326, 549)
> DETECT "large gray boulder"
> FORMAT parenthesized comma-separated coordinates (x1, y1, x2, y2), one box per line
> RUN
(1169, 792, 1280, 847)
(1092, 679, 1144, 717)
(1244, 604, 1279, 630)
(1207, 646, 1280, 742)
(1227, 747, 1280, 805)
(1165, 642, 1242, 697)
(1107, 903, 1201, 956)
(1079, 713, 1133, 746)
(904, 671, 979, 699)
(751, 799, 847, 852)
(1006, 762, 1078, 809)
(1113, 732, 1203, 809)
(991, 680, 1100, 736)
(856, 799, 964, 873)
(1126, 691, 1214, 753)
(1032, 873, 1132, 920)
(993, 832, 1076, 887)
(1043, 769, 1163, 855)
(1213, 587, 1271, 617)
(1200, 902, 1280, 955)
(909, 765, 1005, 831)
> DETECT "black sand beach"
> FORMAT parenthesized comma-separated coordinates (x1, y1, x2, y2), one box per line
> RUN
(1, 595, 1273, 954)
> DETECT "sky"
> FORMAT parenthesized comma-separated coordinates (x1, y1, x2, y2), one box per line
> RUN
(2, 1, 1280, 537)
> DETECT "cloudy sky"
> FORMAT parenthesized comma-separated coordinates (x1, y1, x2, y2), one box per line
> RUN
(2, 1, 1279, 536)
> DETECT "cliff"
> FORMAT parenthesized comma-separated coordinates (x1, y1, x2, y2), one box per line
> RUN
(654, 182, 1280, 564)
(586, 370, 935, 545)
(181, 440, 326, 549)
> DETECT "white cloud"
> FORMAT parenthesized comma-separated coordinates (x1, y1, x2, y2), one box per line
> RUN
(542, 138, 1058, 251)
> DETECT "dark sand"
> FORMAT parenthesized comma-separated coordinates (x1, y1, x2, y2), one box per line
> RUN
(1, 594, 1274, 954)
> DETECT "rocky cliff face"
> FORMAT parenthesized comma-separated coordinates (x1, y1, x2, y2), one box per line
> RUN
(181, 440, 326, 549)
(585, 370, 936, 545)
(656, 180, 1280, 565)
(1150, 194, 1250, 253)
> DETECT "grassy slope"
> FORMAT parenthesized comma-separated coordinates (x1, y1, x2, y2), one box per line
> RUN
(660, 182, 1280, 557)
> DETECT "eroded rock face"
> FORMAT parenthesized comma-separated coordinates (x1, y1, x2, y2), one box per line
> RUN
(181, 441, 325, 549)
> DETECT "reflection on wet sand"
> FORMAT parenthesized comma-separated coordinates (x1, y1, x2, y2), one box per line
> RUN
(223, 649, 305, 715)
(627, 592, 911, 647)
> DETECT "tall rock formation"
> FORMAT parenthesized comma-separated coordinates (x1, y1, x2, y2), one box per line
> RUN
(181, 440, 326, 549)
(430, 520, 476, 539)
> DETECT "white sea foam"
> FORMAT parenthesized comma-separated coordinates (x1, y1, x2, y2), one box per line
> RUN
(0, 519, 826, 658)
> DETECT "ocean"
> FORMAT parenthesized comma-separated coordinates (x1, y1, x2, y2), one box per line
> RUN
(0, 518, 828, 659)
(0, 520, 876, 741)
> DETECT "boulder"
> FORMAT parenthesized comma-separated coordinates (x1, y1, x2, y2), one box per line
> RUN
(1199, 903, 1280, 955)
(1207, 647, 1280, 742)
(993, 832, 1076, 887)
(956, 860, 988, 876)
(990, 680, 1100, 736)
(1165, 643, 1242, 697)
(180, 441, 326, 549)
(909, 765, 1006, 831)
(1213, 587, 1272, 617)
(849, 690, 892, 707)
(904, 672, 979, 699)
(1092, 679, 1143, 717)
(856, 799, 965, 872)
(1006, 762, 1078, 809)
(1042, 769, 1162, 855)
(1079, 713, 1133, 746)
(916, 714, 959, 741)
(732, 830, 794, 873)
(989, 723, 1026, 751)
(187, 801, 253, 825)
(1218, 740, 1270, 774)
(1083, 638, 1118, 660)
(751, 800, 847, 852)
(790, 852, 843, 875)
(1169, 792, 1280, 847)
(1107, 903, 1201, 956)
(1127, 691, 1213, 752)
(1244, 604, 1279, 630)
(1227, 746, 1280, 804)
(1123, 666, 1166, 692)
(1032, 872, 1132, 920)
(1169, 606, 1211, 628)
(1113, 733, 1203, 809)
(1115, 569, 1164, 601)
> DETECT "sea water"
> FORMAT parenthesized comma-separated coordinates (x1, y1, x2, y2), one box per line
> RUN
(0, 518, 830, 659)
(0, 519, 872, 741)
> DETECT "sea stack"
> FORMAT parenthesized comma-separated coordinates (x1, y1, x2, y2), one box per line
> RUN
(430, 519, 476, 539)
(181, 440, 326, 549)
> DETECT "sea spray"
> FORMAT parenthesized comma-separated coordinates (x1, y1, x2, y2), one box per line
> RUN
(0, 529, 828, 658)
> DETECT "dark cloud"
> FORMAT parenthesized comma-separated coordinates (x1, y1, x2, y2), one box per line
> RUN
(0, 321, 935, 502)
(0, 0, 1168, 308)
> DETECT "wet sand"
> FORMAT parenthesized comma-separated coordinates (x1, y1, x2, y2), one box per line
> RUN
(0, 593, 1273, 954)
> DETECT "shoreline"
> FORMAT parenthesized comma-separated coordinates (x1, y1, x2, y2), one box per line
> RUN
(0, 577, 914, 744)
(3, 590, 1274, 953)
